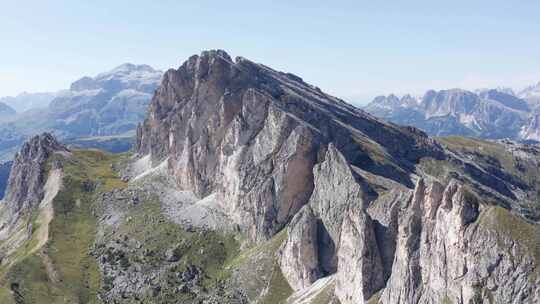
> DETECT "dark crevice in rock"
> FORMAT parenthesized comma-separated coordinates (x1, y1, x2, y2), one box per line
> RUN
(316, 219, 336, 276)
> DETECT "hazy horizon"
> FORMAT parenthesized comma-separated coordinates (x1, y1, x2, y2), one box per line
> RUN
(2, 1, 540, 105)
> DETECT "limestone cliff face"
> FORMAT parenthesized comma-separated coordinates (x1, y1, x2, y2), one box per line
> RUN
(282, 175, 539, 304)
(136, 50, 441, 241)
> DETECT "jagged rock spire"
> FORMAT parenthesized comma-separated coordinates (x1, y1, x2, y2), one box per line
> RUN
(0, 133, 68, 235)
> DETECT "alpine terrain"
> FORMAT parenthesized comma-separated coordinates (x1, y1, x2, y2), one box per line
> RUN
(0, 50, 538, 304)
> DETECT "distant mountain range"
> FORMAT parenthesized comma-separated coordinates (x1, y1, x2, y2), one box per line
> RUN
(0, 91, 57, 113)
(0, 63, 162, 161)
(364, 83, 540, 142)
(0, 102, 16, 118)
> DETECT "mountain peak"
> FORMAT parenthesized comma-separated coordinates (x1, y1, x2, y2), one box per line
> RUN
(69, 63, 162, 92)
(97, 63, 161, 80)
(201, 49, 233, 62)
(15, 133, 69, 162)
(519, 81, 540, 100)
(108, 63, 158, 75)
(137, 51, 443, 240)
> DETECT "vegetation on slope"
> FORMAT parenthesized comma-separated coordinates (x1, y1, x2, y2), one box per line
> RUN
(223, 229, 293, 303)
(65, 134, 134, 154)
(0, 150, 126, 303)
(479, 205, 540, 277)
(418, 136, 540, 220)
(93, 191, 241, 303)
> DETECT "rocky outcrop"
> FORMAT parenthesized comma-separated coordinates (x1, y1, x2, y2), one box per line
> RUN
(335, 206, 384, 303)
(280, 170, 539, 304)
(280, 144, 379, 279)
(279, 206, 322, 290)
(280, 174, 539, 304)
(0, 133, 69, 238)
(380, 179, 539, 304)
(279, 145, 392, 298)
(309, 145, 374, 250)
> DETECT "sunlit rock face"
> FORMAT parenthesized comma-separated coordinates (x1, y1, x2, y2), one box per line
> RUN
(136, 50, 442, 241)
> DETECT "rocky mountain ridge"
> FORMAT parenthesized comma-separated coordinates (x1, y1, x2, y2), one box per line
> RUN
(136, 50, 443, 240)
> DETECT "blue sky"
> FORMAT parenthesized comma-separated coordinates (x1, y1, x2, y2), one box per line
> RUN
(1, 0, 539, 104)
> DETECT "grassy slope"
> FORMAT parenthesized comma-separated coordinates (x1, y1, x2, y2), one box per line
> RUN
(422, 137, 539, 211)
(99, 193, 240, 302)
(224, 230, 293, 303)
(1, 150, 127, 304)
(0, 147, 266, 303)
(437, 136, 529, 179)
(479, 205, 540, 277)
(65, 134, 134, 154)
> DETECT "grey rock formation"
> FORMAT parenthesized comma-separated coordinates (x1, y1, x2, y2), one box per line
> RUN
(0, 133, 69, 237)
(380, 179, 539, 304)
(136, 50, 442, 242)
(279, 206, 322, 290)
(287, 144, 378, 278)
(335, 206, 384, 303)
